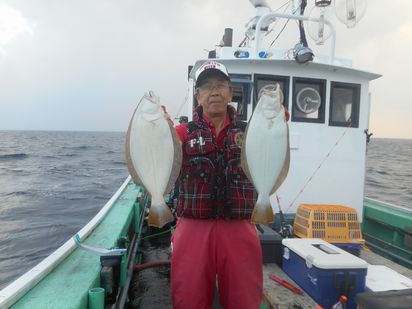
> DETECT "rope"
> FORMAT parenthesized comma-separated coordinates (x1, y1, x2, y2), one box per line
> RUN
(172, 87, 190, 122)
(269, 1, 300, 47)
(285, 122, 353, 213)
(133, 260, 171, 271)
(141, 227, 173, 240)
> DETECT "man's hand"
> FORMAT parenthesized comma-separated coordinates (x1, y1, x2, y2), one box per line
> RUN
(284, 107, 290, 122)
(162, 105, 174, 125)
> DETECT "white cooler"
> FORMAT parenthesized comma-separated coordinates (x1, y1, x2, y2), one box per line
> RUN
(282, 238, 368, 309)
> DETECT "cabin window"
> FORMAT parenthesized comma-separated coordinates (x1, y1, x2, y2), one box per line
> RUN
(229, 75, 252, 121)
(253, 74, 289, 109)
(329, 82, 360, 128)
(292, 77, 326, 123)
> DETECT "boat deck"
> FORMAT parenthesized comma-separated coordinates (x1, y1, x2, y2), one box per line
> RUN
(129, 240, 412, 309)
(262, 247, 412, 309)
(263, 262, 317, 309)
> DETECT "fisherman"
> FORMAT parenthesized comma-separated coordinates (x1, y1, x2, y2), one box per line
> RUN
(171, 61, 288, 308)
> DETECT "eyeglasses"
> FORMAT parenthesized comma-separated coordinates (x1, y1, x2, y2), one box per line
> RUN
(196, 82, 230, 93)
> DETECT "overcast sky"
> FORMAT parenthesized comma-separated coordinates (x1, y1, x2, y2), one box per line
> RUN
(0, 0, 411, 138)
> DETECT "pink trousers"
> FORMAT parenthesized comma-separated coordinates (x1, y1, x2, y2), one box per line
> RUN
(171, 218, 263, 309)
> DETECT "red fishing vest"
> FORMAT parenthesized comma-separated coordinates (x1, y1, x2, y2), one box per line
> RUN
(176, 106, 257, 219)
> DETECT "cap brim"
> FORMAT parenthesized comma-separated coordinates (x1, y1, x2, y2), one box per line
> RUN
(195, 69, 230, 88)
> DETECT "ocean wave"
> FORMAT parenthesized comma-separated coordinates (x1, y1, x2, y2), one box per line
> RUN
(112, 161, 126, 165)
(61, 153, 78, 157)
(43, 155, 59, 159)
(5, 191, 35, 197)
(62, 145, 91, 151)
(93, 195, 110, 200)
(0, 153, 28, 160)
(7, 168, 27, 174)
(364, 179, 387, 189)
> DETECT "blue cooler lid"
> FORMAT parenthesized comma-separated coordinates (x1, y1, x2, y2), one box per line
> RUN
(282, 238, 368, 269)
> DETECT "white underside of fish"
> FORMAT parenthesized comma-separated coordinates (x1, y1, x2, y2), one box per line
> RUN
(241, 88, 290, 224)
(125, 92, 182, 227)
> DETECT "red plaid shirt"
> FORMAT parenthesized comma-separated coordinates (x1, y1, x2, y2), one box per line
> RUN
(175, 106, 257, 219)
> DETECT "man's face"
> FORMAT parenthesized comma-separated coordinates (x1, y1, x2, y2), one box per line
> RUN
(195, 77, 232, 118)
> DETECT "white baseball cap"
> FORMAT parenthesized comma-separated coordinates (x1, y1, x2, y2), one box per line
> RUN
(195, 61, 230, 88)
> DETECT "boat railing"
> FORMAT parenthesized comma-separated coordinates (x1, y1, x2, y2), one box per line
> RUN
(253, 12, 336, 64)
(0, 176, 132, 308)
(364, 197, 412, 214)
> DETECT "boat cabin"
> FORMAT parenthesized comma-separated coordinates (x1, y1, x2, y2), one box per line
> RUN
(183, 10, 380, 220)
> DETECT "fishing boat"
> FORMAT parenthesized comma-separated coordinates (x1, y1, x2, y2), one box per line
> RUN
(1, 0, 411, 308)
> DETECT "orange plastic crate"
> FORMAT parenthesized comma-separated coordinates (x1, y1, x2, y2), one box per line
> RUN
(293, 204, 365, 245)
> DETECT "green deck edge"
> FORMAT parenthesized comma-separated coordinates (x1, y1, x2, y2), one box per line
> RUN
(362, 198, 412, 268)
(259, 300, 269, 309)
(11, 182, 142, 309)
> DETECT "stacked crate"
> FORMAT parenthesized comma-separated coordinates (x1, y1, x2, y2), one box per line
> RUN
(293, 204, 365, 255)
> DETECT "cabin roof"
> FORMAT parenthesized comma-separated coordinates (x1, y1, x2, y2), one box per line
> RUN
(189, 58, 381, 82)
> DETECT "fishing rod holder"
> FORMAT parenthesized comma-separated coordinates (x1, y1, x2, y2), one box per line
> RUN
(74, 234, 129, 304)
(73, 234, 127, 256)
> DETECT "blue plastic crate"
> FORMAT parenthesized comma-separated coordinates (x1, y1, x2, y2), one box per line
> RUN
(282, 238, 368, 309)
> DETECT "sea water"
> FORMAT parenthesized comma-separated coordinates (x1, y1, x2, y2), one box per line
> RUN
(364, 138, 412, 207)
(0, 131, 127, 289)
(0, 131, 411, 289)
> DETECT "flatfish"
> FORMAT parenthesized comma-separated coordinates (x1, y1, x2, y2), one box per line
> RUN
(241, 84, 290, 224)
(125, 91, 182, 227)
